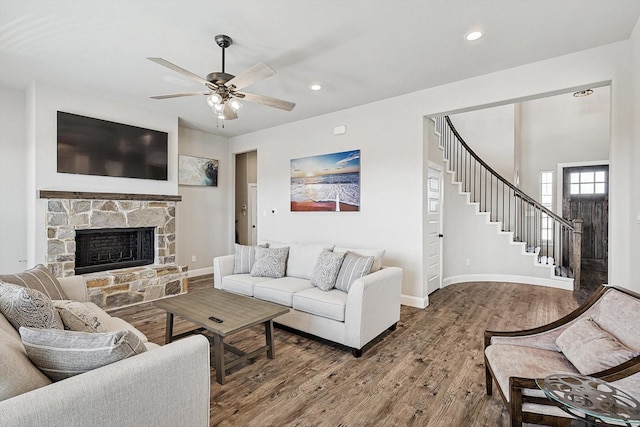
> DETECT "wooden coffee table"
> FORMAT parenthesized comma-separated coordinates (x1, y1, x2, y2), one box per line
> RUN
(154, 288, 289, 384)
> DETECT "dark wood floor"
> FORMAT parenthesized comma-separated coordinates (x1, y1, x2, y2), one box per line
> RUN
(112, 277, 581, 426)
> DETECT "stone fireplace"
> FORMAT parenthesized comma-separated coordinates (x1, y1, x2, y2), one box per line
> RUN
(41, 191, 187, 311)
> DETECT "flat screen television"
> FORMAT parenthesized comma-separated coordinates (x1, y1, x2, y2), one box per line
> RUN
(57, 111, 168, 180)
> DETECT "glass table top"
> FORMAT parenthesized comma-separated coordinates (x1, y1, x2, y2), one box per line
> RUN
(537, 374, 640, 425)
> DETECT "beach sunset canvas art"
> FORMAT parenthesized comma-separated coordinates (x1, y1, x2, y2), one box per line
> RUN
(291, 150, 360, 212)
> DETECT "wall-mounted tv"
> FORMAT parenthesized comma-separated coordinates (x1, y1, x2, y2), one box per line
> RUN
(57, 111, 168, 181)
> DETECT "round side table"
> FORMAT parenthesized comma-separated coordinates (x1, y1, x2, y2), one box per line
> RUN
(537, 374, 640, 426)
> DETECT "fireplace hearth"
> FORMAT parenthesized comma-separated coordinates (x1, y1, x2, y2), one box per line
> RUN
(75, 227, 155, 274)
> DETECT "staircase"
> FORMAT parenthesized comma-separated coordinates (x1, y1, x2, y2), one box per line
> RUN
(433, 116, 582, 290)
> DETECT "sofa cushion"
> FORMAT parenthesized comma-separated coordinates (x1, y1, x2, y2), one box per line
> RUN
(334, 252, 374, 292)
(233, 243, 267, 274)
(20, 327, 147, 381)
(221, 274, 273, 297)
(556, 317, 639, 375)
(53, 300, 107, 333)
(0, 314, 52, 401)
(484, 344, 578, 402)
(292, 287, 348, 322)
(311, 249, 345, 291)
(251, 246, 289, 278)
(0, 281, 64, 330)
(334, 247, 385, 272)
(287, 243, 333, 280)
(0, 264, 68, 300)
(254, 277, 314, 307)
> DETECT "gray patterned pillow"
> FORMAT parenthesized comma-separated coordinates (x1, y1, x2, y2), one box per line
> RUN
(53, 300, 106, 333)
(251, 246, 289, 278)
(311, 249, 345, 291)
(20, 327, 147, 381)
(0, 281, 64, 330)
(0, 264, 68, 300)
(334, 252, 375, 292)
(233, 243, 268, 274)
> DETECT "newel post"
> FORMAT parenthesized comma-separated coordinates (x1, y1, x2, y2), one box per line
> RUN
(572, 219, 583, 291)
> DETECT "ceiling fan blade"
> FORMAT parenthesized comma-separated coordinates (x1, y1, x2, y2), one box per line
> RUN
(226, 62, 276, 91)
(150, 91, 211, 99)
(147, 57, 212, 87)
(240, 92, 296, 111)
(221, 103, 238, 120)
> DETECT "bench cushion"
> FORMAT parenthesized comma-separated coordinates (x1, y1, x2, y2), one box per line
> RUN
(485, 344, 578, 402)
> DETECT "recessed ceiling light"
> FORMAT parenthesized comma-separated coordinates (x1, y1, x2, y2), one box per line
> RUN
(310, 84, 322, 91)
(465, 31, 483, 41)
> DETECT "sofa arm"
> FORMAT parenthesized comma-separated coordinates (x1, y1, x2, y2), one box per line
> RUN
(57, 276, 89, 302)
(0, 335, 210, 427)
(344, 266, 403, 349)
(213, 254, 235, 289)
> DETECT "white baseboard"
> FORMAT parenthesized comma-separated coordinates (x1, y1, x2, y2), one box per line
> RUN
(401, 294, 429, 309)
(442, 274, 573, 290)
(187, 267, 213, 278)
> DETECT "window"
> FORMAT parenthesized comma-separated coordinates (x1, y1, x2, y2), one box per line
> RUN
(570, 170, 606, 195)
(540, 171, 553, 241)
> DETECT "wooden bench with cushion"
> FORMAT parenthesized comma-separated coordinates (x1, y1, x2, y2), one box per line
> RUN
(484, 285, 640, 426)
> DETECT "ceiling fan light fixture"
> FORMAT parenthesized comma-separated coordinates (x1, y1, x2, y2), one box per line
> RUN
(207, 93, 222, 107)
(212, 103, 225, 113)
(229, 98, 243, 111)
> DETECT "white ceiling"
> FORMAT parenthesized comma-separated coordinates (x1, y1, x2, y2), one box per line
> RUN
(1, 0, 639, 137)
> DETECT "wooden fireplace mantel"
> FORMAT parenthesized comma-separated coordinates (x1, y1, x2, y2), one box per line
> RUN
(39, 190, 182, 202)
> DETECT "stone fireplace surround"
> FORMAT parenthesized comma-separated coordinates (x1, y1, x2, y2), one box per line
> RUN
(41, 190, 187, 311)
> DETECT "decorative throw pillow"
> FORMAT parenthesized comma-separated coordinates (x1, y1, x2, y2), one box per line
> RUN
(53, 300, 106, 333)
(0, 281, 64, 330)
(333, 247, 385, 272)
(233, 243, 268, 274)
(20, 327, 147, 381)
(334, 252, 375, 292)
(556, 317, 639, 375)
(0, 264, 69, 300)
(311, 249, 345, 291)
(251, 246, 289, 278)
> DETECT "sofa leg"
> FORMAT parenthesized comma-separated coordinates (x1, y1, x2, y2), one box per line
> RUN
(388, 322, 397, 331)
(352, 348, 363, 358)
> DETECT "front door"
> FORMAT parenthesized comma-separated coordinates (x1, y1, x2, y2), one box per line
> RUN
(426, 165, 443, 294)
(562, 165, 608, 271)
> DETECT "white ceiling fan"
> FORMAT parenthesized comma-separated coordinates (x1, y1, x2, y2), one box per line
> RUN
(148, 34, 295, 120)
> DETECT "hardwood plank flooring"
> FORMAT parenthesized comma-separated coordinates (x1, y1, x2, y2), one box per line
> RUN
(111, 276, 580, 426)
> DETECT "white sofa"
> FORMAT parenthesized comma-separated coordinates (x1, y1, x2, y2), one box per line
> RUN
(214, 242, 403, 357)
(0, 273, 211, 427)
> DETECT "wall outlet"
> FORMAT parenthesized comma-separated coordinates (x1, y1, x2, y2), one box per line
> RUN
(191, 255, 197, 262)
(465, 258, 470, 266)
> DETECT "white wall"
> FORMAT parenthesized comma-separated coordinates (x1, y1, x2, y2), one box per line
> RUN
(519, 87, 610, 198)
(26, 83, 179, 265)
(230, 39, 637, 302)
(449, 105, 516, 182)
(176, 126, 230, 275)
(0, 86, 27, 273)
(631, 17, 640, 292)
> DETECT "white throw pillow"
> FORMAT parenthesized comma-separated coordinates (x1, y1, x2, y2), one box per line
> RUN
(233, 243, 268, 274)
(334, 252, 375, 292)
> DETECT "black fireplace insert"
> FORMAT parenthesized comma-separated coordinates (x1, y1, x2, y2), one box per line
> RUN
(75, 227, 155, 274)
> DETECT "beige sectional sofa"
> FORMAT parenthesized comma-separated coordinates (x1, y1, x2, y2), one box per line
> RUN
(214, 242, 403, 357)
(0, 267, 211, 427)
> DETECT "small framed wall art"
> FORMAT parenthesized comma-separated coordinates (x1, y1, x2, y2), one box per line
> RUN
(178, 154, 218, 187)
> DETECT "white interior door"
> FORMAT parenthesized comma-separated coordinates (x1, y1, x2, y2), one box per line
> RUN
(248, 184, 258, 246)
(427, 165, 443, 294)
